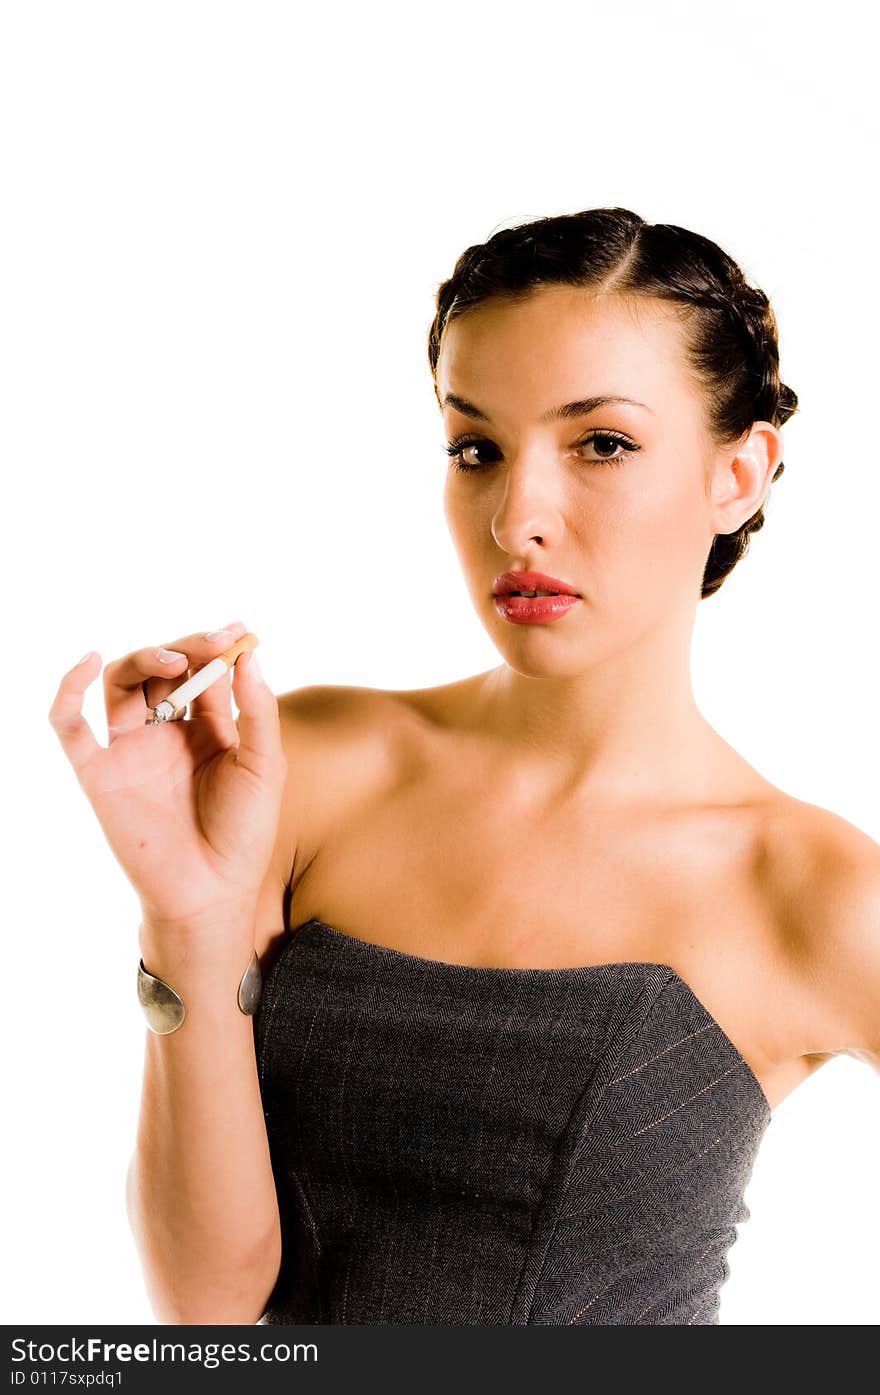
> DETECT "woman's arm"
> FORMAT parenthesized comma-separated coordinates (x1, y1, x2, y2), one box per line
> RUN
(833, 848, 880, 1075)
(125, 909, 283, 1325)
(124, 688, 317, 1325)
(789, 808, 880, 1073)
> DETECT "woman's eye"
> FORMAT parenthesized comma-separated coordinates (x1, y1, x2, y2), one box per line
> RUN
(444, 439, 498, 471)
(444, 431, 640, 473)
(579, 432, 639, 467)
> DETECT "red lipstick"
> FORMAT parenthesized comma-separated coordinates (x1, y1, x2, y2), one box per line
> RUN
(491, 570, 583, 625)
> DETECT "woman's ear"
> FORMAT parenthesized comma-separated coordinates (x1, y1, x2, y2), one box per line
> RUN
(710, 421, 783, 534)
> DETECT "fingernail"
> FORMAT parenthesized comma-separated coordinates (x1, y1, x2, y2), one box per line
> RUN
(156, 648, 186, 663)
(203, 627, 232, 640)
(249, 652, 262, 680)
(75, 651, 94, 667)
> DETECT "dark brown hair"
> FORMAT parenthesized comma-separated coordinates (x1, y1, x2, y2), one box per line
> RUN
(427, 207, 798, 599)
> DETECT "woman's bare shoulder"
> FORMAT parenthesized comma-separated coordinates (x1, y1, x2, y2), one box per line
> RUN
(761, 792, 877, 871)
(253, 681, 415, 963)
(276, 671, 477, 762)
(275, 678, 434, 863)
(761, 793, 880, 1067)
(278, 679, 406, 747)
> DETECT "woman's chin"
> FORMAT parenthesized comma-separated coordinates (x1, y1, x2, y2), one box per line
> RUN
(488, 634, 600, 681)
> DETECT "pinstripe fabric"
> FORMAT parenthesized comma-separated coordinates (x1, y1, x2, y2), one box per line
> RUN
(255, 918, 771, 1326)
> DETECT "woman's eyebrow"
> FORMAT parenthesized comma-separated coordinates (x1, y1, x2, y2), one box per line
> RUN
(442, 392, 654, 421)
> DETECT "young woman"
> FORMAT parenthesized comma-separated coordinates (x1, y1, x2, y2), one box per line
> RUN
(50, 207, 880, 1326)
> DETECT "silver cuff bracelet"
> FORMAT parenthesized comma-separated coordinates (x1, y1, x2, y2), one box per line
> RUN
(136, 949, 263, 1034)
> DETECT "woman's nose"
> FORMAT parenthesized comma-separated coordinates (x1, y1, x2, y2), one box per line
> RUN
(490, 459, 562, 554)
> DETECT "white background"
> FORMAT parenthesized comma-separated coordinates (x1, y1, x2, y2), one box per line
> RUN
(2, 0, 877, 1326)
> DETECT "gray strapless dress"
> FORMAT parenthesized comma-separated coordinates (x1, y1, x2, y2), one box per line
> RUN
(254, 917, 771, 1325)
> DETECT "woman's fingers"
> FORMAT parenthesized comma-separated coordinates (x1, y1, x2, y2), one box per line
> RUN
(105, 643, 189, 737)
(48, 652, 104, 781)
(184, 623, 248, 726)
(105, 621, 248, 737)
(230, 648, 286, 780)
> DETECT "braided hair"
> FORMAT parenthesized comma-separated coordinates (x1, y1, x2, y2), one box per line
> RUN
(427, 208, 799, 600)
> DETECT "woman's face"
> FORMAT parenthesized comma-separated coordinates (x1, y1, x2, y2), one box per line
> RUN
(437, 285, 759, 678)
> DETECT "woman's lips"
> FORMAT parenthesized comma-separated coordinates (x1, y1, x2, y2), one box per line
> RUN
(493, 593, 582, 624)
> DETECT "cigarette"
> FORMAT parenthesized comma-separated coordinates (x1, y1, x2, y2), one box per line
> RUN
(146, 632, 259, 724)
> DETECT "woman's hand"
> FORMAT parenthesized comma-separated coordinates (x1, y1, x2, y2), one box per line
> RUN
(48, 621, 288, 941)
